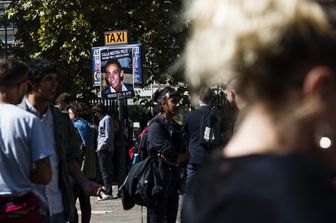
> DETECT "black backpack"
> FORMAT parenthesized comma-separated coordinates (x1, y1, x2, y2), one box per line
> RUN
(120, 156, 164, 210)
(200, 106, 225, 151)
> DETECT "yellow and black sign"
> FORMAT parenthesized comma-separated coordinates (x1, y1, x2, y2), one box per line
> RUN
(104, 31, 128, 45)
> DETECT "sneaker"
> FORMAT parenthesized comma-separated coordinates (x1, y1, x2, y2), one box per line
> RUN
(97, 193, 113, 201)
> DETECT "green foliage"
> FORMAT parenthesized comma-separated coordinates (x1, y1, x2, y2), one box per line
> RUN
(128, 104, 151, 121)
(9, 0, 188, 97)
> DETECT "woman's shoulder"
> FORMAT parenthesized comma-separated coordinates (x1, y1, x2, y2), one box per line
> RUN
(190, 154, 333, 204)
(196, 154, 327, 185)
(186, 154, 336, 222)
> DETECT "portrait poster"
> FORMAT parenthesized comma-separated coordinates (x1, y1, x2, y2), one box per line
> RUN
(91, 44, 142, 99)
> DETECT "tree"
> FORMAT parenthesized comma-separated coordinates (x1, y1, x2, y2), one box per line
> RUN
(8, 0, 188, 98)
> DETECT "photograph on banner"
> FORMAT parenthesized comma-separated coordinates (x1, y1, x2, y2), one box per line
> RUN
(100, 47, 134, 99)
(92, 44, 143, 98)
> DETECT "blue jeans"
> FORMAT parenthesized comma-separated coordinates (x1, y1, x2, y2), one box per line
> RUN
(185, 164, 199, 192)
(181, 164, 200, 223)
(97, 149, 114, 195)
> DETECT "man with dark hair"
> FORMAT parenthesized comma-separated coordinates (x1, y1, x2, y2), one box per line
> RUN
(101, 58, 133, 97)
(19, 59, 100, 223)
(181, 86, 221, 221)
(0, 59, 53, 223)
(182, 86, 215, 191)
(92, 103, 115, 200)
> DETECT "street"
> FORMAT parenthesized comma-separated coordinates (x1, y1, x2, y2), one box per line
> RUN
(76, 186, 182, 223)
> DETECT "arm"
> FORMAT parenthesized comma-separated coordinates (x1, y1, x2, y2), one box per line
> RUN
(97, 116, 114, 151)
(148, 121, 179, 163)
(30, 116, 55, 184)
(30, 157, 52, 185)
(182, 116, 190, 149)
(63, 113, 100, 195)
(68, 159, 100, 196)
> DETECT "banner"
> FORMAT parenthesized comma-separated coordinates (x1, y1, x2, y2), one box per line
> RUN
(92, 44, 142, 99)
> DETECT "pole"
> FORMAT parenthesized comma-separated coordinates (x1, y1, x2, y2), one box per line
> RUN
(117, 99, 127, 184)
(4, 13, 7, 60)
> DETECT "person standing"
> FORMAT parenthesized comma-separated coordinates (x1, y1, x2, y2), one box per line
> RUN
(182, 86, 217, 193)
(19, 59, 100, 223)
(146, 87, 190, 223)
(92, 103, 114, 200)
(0, 58, 53, 223)
(68, 102, 96, 223)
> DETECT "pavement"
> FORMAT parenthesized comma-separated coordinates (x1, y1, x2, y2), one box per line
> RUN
(76, 186, 182, 223)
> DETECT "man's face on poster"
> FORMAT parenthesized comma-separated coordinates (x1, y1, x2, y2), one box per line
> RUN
(105, 63, 123, 90)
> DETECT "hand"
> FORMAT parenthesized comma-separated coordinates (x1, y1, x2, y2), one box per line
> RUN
(158, 153, 176, 166)
(81, 180, 101, 196)
(176, 151, 190, 164)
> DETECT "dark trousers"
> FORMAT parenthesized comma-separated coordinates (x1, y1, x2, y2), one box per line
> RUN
(181, 164, 200, 223)
(70, 183, 91, 223)
(147, 193, 179, 223)
(97, 149, 114, 195)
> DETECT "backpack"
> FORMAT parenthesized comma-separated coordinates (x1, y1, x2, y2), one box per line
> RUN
(200, 106, 225, 151)
(120, 155, 164, 210)
(128, 126, 150, 164)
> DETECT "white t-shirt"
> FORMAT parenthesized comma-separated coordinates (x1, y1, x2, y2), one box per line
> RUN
(0, 104, 54, 196)
(25, 101, 63, 216)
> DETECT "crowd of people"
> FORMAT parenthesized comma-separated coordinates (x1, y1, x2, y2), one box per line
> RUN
(0, 57, 234, 223)
(0, 58, 125, 223)
(3, 0, 336, 223)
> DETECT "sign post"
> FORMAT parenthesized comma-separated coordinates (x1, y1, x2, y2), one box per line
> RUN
(92, 30, 139, 186)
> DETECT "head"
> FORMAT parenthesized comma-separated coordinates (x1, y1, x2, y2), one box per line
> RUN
(225, 79, 246, 109)
(0, 58, 28, 104)
(153, 86, 181, 118)
(198, 86, 214, 105)
(104, 59, 124, 92)
(27, 59, 58, 102)
(67, 101, 89, 121)
(55, 92, 73, 110)
(184, 0, 336, 169)
(92, 103, 107, 118)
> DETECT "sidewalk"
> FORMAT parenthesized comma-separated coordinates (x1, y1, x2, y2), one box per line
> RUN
(76, 186, 182, 223)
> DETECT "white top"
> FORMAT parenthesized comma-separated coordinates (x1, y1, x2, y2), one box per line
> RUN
(25, 99, 64, 216)
(0, 104, 54, 196)
(97, 114, 114, 151)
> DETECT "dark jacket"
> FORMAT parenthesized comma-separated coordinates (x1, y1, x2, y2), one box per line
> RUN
(147, 114, 185, 195)
(19, 100, 80, 221)
(182, 105, 211, 165)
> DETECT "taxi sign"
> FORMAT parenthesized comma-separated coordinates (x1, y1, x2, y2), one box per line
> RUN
(104, 31, 128, 45)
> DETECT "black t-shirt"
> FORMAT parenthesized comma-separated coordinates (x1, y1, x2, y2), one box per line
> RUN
(184, 153, 336, 223)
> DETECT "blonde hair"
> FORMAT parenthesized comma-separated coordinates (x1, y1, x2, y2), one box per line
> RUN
(184, 0, 336, 102)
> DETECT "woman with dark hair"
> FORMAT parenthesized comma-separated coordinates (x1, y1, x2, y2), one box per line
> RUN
(67, 102, 96, 223)
(146, 86, 190, 223)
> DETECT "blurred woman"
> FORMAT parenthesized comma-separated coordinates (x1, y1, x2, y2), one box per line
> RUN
(183, 0, 336, 222)
(68, 102, 96, 223)
(146, 86, 190, 223)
